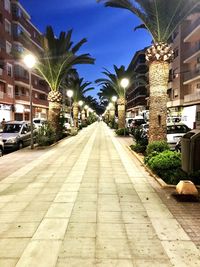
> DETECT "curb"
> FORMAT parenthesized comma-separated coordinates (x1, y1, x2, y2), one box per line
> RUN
(126, 145, 175, 188)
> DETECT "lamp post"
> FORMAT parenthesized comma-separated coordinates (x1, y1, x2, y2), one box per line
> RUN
(78, 100, 84, 123)
(120, 78, 129, 135)
(23, 54, 36, 149)
(67, 90, 73, 126)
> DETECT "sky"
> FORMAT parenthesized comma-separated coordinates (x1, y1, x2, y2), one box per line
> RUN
(20, 0, 152, 98)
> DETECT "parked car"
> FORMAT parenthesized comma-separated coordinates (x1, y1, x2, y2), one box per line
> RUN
(33, 118, 47, 129)
(167, 123, 190, 150)
(0, 121, 36, 150)
(0, 137, 4, 156)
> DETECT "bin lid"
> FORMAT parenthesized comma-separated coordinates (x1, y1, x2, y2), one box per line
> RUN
(182, 129, 200, 139)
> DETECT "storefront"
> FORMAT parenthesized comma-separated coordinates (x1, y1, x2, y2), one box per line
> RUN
(0, 104, 13, 122)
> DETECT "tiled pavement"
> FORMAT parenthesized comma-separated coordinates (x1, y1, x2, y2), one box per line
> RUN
(0, 122, 200, 267)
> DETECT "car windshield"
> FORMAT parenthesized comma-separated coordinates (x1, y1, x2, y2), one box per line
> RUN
(3, 124, 22, 133)
(33, 119, 41, 124)
(167, 125, 189, 134)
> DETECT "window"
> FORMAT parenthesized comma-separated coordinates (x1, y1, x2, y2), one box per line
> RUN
(35, 93, 38, 98)
(173, 89, 178, 98)
(39, 94, 46, 100)
(15, 86, 19, 96)
(174, 48, 179, 59)
(21, 88, 25, 95)
(7, 63, 12, 77)
(4, 0, 11, 13)
(12, 4, 21, 18)
(5, 19, 11, 35)
(7, 85, 13, 97)
(6, 41, 12, 54)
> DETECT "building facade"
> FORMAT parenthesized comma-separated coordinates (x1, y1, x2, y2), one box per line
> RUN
(167, 7, 200, 129)
(0, 0, 49, 122)
(126, 48, 148, 118)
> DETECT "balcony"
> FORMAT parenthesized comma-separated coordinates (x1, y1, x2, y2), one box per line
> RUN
(184, 91, 200, 104)
(14, 75, 29, 85)
(183, 69, 200, 84)
(184, 17, 200, 43)
(184, 45, 200, 63)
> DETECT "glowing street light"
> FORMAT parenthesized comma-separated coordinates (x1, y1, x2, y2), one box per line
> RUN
(111, 96, 117, 102)
(23, 54, 36, 150)
(120, 78, 129, 136)
(120, 78, 129, 89)
(78, 100, 83, 107)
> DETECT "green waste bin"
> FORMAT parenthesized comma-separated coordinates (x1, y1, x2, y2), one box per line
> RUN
(181, 129, 200, 173)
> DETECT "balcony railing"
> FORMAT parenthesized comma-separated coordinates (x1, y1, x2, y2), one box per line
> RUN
(184, 69, 200, 82)
(184, 91, 200, 103)
(0, 91, 3, 99)
(184, 45, 200, 61)
(184, 16, 200, 39)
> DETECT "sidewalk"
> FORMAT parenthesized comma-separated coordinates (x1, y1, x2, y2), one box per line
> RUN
(0, 122, 199, 267)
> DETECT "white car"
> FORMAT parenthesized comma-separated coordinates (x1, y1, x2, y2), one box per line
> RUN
(167, 123, 190, 150)
(33, 118, 47, 129)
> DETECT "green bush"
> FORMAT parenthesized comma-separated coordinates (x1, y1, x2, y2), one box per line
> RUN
(146, 141, 169, 156)
(130, 143, 146, 153)
(148, 150, 181, 171)
(115, 128, 129, 136)
(36, 122, 56, 146)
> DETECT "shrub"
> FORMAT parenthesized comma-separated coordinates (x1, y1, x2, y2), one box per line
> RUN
(115, 128, 129, 136)
(146, 141, 169, 156)
(130, 143, 146, 153)
(148, 150, 181, 171)
(36, 122, 56, 146)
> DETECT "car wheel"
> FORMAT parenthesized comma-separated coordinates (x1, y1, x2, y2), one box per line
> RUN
(18, 142, 23, 150)
(0, 147, 3, 157)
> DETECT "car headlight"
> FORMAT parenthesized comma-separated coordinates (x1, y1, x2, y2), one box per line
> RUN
(6, 138, 17, 143)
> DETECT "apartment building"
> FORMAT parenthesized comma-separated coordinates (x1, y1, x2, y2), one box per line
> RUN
(126, 48, 148, 118)
(167, 7, 200, 129)
(0, 0, 49, 122)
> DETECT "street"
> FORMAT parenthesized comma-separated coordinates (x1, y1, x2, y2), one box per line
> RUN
(0, 122, 200, 267)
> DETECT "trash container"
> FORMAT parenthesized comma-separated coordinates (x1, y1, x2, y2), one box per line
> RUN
(181, 129, 200, 173)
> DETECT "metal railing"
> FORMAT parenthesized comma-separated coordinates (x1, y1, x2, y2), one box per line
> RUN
(184, 91, 200, 103)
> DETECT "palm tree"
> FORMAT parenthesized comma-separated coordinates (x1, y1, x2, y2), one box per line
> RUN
(63, 71, 94, 128)
(97, 0, 199, 141)
(96, 65, 142, 128)
(36, 26, 95, 135)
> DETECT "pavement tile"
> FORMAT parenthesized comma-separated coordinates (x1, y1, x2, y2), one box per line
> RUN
(1, 202, 29, 212)
(96, 259, 134, 267)
(151, 218, 191, 241)
(45, 203, 74, 218)
(162, 240, 200, 267)
(1, 222, 39, 238)
(33, 218, 69, 240)
(59, 237, 95, 258)
(25, 201, 51, 211)
(66, 222, 96, 238)
(0, 259, 18, 267)
(73, 201, 97, 212)
(56, 258, 95, 267)
(97, 212, 122, 223)
(54, 192, 77, 203)
(15, 211, 46, 222)
(70, 211, 97, 223)
(134, 259, 173, 267)
(15, 240, 61, 267)
(0, 238, 30, 258)
(125, 223, 158, 240)
(96, 238, 132, 259)
(97, 223, 126, 239)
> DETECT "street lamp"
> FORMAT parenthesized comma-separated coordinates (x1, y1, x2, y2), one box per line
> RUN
(23, 54, 36, 149)
(67, 90, 73, 126)
(111, 95, 117, 103)
(121, 78, 129, 135)
(78, 100, 83, 107)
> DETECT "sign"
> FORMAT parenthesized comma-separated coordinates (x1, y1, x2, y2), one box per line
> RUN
(0, 104, 12, 110)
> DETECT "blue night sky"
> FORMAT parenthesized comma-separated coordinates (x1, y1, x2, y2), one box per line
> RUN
(20, 0, 152, 98)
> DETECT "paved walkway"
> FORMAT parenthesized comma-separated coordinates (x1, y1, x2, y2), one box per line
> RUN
(0, 122, 200, 267)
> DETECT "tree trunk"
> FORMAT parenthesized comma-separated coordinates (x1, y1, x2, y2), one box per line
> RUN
(81, 110, 85, 122)
(73, 103, 79, 128)
(149, 61, 169, 142)
(117, 98, 125, 129)
(48, 101, 62, 140)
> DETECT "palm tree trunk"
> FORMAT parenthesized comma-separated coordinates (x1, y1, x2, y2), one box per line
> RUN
(149, 61, 169, 142)
(73, 103, 79, 128)
(48, 101, 61, 139)
(117, 98, 125, 129)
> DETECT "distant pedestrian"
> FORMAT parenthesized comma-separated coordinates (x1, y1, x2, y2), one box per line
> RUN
(1, 118, 5, 130)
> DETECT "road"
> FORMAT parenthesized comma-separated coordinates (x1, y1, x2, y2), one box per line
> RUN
(0, 122, 199, 267)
